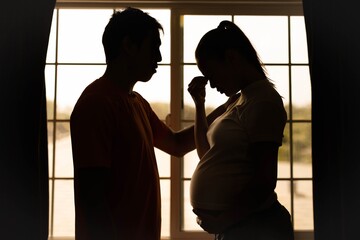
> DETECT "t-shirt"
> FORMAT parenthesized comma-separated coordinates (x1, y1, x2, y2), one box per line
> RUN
(190, 79, 287, 211)
(70, 76, 169, 240)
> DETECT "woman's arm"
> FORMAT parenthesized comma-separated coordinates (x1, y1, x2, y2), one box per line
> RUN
(248, 141, 279, 201)
(187, 76, 210, 158)
(193, 96, 210, 159)
(154, 79, 239, 158)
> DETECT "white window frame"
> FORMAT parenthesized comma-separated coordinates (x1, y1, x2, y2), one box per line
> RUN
(50, 1, 312, 240)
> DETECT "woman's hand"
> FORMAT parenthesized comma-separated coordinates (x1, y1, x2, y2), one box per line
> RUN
(187, 76, 208, 106)
(193, 208, 245, 234)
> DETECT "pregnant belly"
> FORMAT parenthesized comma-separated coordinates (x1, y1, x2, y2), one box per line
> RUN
(190, 165, 252, 210)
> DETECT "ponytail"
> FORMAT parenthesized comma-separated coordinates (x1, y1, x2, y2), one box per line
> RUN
(196, 20, 267, 77)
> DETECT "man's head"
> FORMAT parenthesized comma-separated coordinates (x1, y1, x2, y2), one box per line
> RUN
(102, 7, 163, 64)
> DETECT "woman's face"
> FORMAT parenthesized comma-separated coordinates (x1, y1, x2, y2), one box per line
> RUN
(197, 55, 241, 97)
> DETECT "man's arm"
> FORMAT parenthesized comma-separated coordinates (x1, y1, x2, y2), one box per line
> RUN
(154, 103, 227, 158)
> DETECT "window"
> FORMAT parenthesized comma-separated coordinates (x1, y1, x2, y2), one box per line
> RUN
(47, 1, 312, 239)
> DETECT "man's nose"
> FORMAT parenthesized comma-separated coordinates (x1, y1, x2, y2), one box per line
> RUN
(157, 50, 162, 62)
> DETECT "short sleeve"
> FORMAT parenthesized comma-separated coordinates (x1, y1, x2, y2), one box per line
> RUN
(70, 95, 115, 169)
(135, 93, 170, 144)
(244, 100, 287, 145)
(149, 110, 170, 145)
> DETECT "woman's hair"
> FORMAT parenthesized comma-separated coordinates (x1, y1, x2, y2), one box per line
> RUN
(195, 20, 267, 77)
(102, 7, 163, 63)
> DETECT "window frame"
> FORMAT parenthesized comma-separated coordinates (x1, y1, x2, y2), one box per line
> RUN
(49, 1, 312, 240)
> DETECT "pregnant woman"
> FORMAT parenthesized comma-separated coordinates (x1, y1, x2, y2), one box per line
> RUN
(188, 20, 294, 240)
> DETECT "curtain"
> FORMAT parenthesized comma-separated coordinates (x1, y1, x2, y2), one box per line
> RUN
(303, 0, 360, 239)
(0, 0, 55, 239)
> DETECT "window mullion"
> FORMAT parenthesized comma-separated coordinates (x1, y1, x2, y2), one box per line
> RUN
(169, 8, 183, 239)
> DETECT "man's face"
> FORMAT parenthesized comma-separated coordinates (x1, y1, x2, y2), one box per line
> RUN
(134, 30, 162, 82)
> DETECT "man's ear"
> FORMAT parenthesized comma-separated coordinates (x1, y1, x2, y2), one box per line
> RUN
(122, 36, 138, 56)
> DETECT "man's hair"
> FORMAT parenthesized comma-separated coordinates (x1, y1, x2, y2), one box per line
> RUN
(102, 7, 163, 63)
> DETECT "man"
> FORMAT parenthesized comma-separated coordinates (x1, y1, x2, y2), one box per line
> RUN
(70, 7, 231, 240)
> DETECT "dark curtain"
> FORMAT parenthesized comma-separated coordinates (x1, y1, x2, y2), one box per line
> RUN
(0, 0, 55, 239)
(303, 0, 360, 239)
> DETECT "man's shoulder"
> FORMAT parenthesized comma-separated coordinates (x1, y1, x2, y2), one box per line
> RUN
(75, 78, 114, 104)
(80, 77, 106, 95)
(71, 82, 112, 119)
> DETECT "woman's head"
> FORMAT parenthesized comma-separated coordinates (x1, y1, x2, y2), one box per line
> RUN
(195, 21, 267, 95)
(196, 20, 264, 73)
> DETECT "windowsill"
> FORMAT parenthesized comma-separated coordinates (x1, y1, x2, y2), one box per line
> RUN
(48, 230, 313, 240)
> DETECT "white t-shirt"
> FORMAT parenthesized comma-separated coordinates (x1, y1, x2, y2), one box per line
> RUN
(190, 79, 287, 211)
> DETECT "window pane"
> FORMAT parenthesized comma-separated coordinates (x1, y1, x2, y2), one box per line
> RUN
(293, 180, 314, 230)
(53, 180, 75, 236)
(275, 180, 292, 215)
(55, 123, 73, 178)
(234, 16, 289, 64)
(48, 122, 54, 178)
(57, 65, 106, 117)
(278, 123, 291, 178)
(58, 9, 112, 63)
(46, 10, 57, 63)
(183, 15, 232, 63)
(291, 66, 311, 119)
(291, 16, 308, 64)
(45, 65, 55, 120)
(134, 66, 170, 120)
(155, 148, 170, 177)
(293, 123, 312, 178)
(49, 180, 53, 235)
(183, 180, 202, 231)
(294, 161, 312, 179)
(182, 121, 197, 179)
(183, 149, 199, 179)
(266, 66, 290, 114)
(160, 180, 170, 237)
